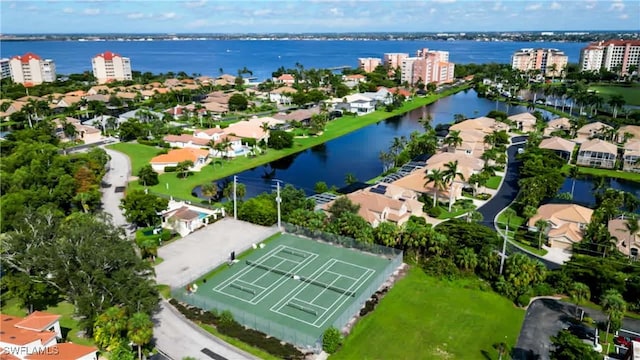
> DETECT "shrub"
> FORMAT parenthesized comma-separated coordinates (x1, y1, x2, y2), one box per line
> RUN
(476, 193, 491, 200)
(426, 206, 442, 217)
(219, 310, 234, 326)
(516, 294, 531, 307)
(322, 327, 342, 354)
(164, 166, 177, 173)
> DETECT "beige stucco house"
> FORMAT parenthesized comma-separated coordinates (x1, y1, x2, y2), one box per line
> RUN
(528, 203, 593, 250)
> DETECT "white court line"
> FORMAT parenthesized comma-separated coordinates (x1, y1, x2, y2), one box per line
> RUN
(310, 274, 343, 303)
(235, 279, 266, 290)
(325, 270, 358, 281)
(213, 245, 286, 292)
(249, 252, 318, 304)
(292, 298, 328, 311)
(249, 257, 294, 285)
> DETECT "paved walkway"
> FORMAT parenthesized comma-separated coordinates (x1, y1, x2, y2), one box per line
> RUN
(101, 146, 131, 228)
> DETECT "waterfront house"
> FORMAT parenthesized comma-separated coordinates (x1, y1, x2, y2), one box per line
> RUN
(149, 148, 209, 172)
(224, 117, 284, 143)
(274, 74, 295, 85)
(386, 87, 412, 98)
(390, 169, 458, 206)
(576, 121, 614, 142)
(327, 94, 376, 115)
(576, 139, 618, 169)
(538, 136, 576, 162)
(622, 139, 640, 172)
(361, 88, 392, 105)
(268, 86, 296, 105)
(445, 129, 487, 158)
(425, 152, 484, 183)
(160, 200, 224, 237)
(544, 117, 572, 136)
(616, 125, 640, 143)
(163, 134, 210, 149)
(321, 187, 422, 227)
(507, 112, 537, 132)
(608, 217, 640, 258)
(0, 311, 98, 360)
(273, 107, 320, 126)
(449, 116, 510, 134)
(528, 203, 593, 250)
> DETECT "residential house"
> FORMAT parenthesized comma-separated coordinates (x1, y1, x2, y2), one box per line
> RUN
(163, 134, 211, 149)
(622, 139, 640, 172)
(576, 139, 618, 169)
(527, 203, 594, 250)
(215, 74, 237, 86)
(508, 112, 537, 132)
(202, 102, 228, 115)
(576, 121, 614, 142)
(0, 100, 26, 120)
(225, 117, 284, 142)
(616, 125, 640, 143)
(53, 117, 102, 144)
(196, 76, 214, 85)
(538, 136, 576, 162)
(274, 74, 295, 85)
(0, 311, 97, 360)
(273, 107, 320, 126)
(114, 92, 138, 102)
(361, 87, 392, 105)
(149, 148, 209, 172)
(160, 200, 224, 237)
(83, 94, 110, 103)
(343, 74, 366, 88)
(322, 186, 422, 227)
(449, 116, 510, 134)
(386, 87, 412, 98)
(445, 129, 487, 158)
(269, 86, 296, 105)
(544, 117, 572, 136)
(118, 108, 164, 124)
(608, 218, 640, 258)
(163, 78, 182, 88)
(425, 152, 484, 183)
(86, 85, 111, 95)
(327, 94, 376, 115)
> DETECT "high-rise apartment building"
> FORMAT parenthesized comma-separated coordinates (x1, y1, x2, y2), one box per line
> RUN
(511, 48, 568, 77)
(580, 40, 640, 74)
(9, 53, 56, 86)
(357, 57, 382, 73)
(92, 51, 133, 84)
(0, 58, 10, 79)
(400, 48, 455, 85)
(383, 53, 409, 69)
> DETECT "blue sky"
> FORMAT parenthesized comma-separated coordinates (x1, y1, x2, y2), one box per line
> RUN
(1, 0, 638, 34)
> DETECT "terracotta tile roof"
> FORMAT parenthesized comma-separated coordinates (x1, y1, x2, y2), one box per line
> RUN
(547, 223, 583, 244)
(12, 53, 41, 63)
(273, 108, 319, 122)
(508, 112, 537, 124)
(169, 206, 201, 221)
(94, 51, 121, 61)
(618, 125, 640, 140)
(25, 343, 97, 360)
(608, 218, 640, 256)
(15, 312, 61, 332)
(270, 86, 297, 94)
(277, 74, 295, 81)
(163, 134, 210, 147)
(624, 139, 640, 157)
(0, 314, 57, 346)
(579, 139, 618, 155)
(345, 74, 366, 80)
(0, 348, 21, 360)
(150, 148, 208, 164)
(577, 121, 613, 135)
(449, 117, 510, 134)
(390, 170, 453, 198)
(197, 128, 225, 136)
(539, 136, 576, 153)
(528, 203, 593, 228)
(64, 90, 86, 97)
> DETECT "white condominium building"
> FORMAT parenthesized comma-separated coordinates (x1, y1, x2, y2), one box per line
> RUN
(92, 51, 132, 84)
(0, 58, 10, 79)
(9, 53, 56, 85)
(401, 48, 455, 86)
(580, 40, 640, 74)
(511, 48, 568, 77)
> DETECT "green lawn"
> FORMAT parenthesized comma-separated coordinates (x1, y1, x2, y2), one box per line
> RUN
(0, 298, 95, 346)
(588, 84, 640, 106)
(485, 175, 502, 190)
(496, 207, 525, 230)
(572, 165, 640, 182)
(112, 85, 470, 201)
(496, 208, 548, 256)
(331, 268, 525, 360)
(107, 142, 165, 175)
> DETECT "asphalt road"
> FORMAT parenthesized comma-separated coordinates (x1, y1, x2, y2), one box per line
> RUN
(101, 147, 130, 228)
(477, 136, 527, 232)
(515, 298, 640, 360)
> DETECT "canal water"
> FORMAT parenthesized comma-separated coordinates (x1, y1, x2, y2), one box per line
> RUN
(557, 176, 640, 208)
(194, 90, 633, 199)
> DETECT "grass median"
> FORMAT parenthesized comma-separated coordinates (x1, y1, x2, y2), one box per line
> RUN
(109, 84, 470, 201)
(331, 267, 525, 360)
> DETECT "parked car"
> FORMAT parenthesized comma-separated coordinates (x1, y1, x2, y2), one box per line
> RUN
(615, 336, 640, 348)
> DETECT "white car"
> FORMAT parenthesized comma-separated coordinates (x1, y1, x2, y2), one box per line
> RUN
(517, 148, 525, 154)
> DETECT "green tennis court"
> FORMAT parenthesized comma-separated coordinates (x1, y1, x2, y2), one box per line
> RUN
(175, 233, 400, 348)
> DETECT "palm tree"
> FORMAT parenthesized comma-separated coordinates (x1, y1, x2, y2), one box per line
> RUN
(176, 160, 194, 179)
(608, 94, 626, 119)
(466, 210, 483, 223)
(201, 183, 218, 204)
(444, 130, 463, 151)
(569, 166, 580, 199)
(601, 289, 627, 341)
(127, 312, 154, 360)
(344, 172, 357, 185)
(548, 63, 558, 81)
(624, 215, 639, 259)
(443, 160, 465, 212)
(569, 282, 590, 318)
(423, 168, 447, 209)
(455, 248, 478, 272)
(534, 219, 549, 249)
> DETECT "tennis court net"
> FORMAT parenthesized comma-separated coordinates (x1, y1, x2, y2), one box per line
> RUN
(245, 260, 355, 297)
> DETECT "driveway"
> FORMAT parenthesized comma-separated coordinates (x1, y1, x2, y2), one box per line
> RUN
(514, 298, 640, 360)
(153, 300, 257, 360)
(101, 146, 130, 228)
(155, 218, 278, 288)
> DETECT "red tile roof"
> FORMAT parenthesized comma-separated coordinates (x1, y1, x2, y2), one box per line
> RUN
(150, 148, 209, 164)
(12, 53, 42, 63)
(15, 312, 61, 332)
(25, 343, 97, 360)
(0, 314, 57, 346)
(94, 51, 120, 61)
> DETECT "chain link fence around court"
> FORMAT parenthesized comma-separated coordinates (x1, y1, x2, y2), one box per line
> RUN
(171, 224, 403, 351)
